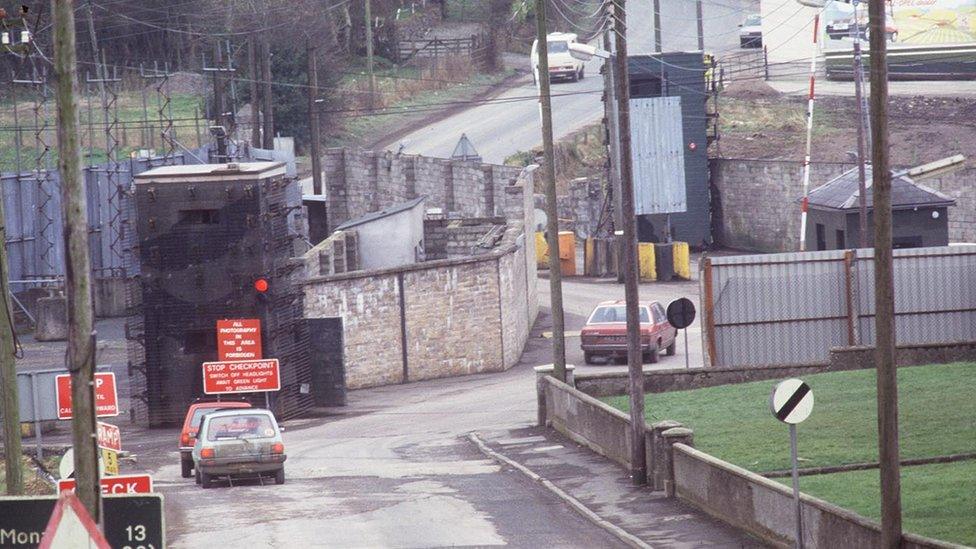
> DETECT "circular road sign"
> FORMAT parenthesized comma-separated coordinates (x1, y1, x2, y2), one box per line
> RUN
(667, 298, 696, 330)
(769, 379, 814, 425)
(59, 447, 105, 479)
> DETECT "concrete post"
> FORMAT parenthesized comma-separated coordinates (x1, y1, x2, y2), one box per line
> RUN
(650, 420, 683, 490)
(661, 427, 694, 498)
(534, 364, 576, 427)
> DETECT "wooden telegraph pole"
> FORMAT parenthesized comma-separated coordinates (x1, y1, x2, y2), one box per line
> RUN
(248, 36, 261, 148)
(53, 0, 101, 519)
(534, 0, 567, 382)
(0, 199, 24, 496)
(612, 0, 646, 485)
(868, 0, 901, 546)
(261, 40, 275, 150)
(365, 0, 377, 111)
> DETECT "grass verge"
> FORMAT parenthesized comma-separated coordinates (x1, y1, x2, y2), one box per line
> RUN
(781, 460, 976, 545)
(0, 455, 59, 496)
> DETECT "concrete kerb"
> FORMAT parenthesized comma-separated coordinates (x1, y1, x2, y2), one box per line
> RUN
(467, 432, 653, 549)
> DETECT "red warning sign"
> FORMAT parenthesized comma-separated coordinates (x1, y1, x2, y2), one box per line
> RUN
(202, 359, 280, 395)
(58, 474, 154, 495)
(217, 319, 263, 361)
(55, 373, 119, 420)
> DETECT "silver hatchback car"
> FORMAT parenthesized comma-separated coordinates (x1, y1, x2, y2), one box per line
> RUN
(191, 408, 287, 488)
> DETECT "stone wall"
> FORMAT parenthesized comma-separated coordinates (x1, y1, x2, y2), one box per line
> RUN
(711, 158, 976, 252)
(304, 243, 536, 390)
(322, 148, 524, 233)
(424, 217, 508, 260)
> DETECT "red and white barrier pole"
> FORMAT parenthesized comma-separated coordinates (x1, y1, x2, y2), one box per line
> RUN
(798, 14, 820, 252)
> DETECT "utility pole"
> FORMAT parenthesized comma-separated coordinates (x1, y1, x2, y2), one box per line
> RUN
(212, 42, 228, 161)
(261, 40, 275, 150)
(852, 0, 869, 247)
(53, 0, 101, 520)
(248, 36, 261, 148)
(534, 0, 567, 383)
(307, 42, 323, 195)
(365, 0, 376, 111)
(696, 0, 705, 51)
(0, 199, 24, 496)
(613, 0, 646, 485)
(653, 0, 662, 51)
(868, 0, 901, 545)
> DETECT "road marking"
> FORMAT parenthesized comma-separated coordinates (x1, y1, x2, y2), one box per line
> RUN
(541, 331, 581, 339)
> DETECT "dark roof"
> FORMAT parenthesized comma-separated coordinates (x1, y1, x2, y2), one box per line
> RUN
(805, 166, 956, 211)
(335, 196, 425, 231)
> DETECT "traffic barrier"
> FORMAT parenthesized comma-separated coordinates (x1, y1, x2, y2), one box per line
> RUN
(535, 232, 549, 269)
(672, 241, 691, 280)
(638, 243, 656, 281)
(558, 231, 576, 276)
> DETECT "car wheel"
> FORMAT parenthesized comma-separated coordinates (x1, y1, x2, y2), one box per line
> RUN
(579, 66, 585, 80)
(648, 343, 660, 363)
(275, 468, 285, 485)
(194, 468, 201, 485)
(200, 471, 214, 489)
(666, 340, 676, 356)
(584, 351, 595, 365)
(181, 456, 193, 479)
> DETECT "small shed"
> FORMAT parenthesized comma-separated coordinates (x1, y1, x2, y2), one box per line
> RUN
(803, 166, 956, 250)
(335, 196, 426, 270)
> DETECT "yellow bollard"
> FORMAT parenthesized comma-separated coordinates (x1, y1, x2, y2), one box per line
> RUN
(673, 241, 691, 280)
(535, 232, 549, 269)
(558, 231, 576, 276)
(638, 242, 656, 281)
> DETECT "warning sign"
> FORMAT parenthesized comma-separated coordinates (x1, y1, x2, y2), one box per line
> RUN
(55, 373, 119, 420)
(202, 359, 280, 394)
(217, 319, 263, 361)
(96, 422, 122, 452)
(57, 474, 154, 495)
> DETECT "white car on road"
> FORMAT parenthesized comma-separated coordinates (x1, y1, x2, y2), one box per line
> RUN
(531, 32, 586, 84)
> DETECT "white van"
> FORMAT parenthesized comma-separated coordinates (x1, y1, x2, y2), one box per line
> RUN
(531, 32, 585, 84)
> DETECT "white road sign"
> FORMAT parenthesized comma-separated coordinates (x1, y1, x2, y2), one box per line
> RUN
(769, 378, 814, 425)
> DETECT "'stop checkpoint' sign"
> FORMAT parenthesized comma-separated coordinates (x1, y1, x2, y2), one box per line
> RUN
(203, 359, 280, 395)
(217, 319, 263, 361)
(55, 373, 119, 420)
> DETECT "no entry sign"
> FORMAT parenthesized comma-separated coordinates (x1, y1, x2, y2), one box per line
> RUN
(58, 474, 154, 495)
(770, 378, 814, 425)
(203, 359, 280, 394)
(666, 298, 697, 330)
(217, 319, 263, 361)
(55, 373, 119, 420)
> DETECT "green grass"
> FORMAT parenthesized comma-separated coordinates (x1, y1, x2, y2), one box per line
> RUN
(605, 362, 976, 472)
(605, 362, 976, 546)
(0, 455, 58, 496)
(780, 461, 976, 545)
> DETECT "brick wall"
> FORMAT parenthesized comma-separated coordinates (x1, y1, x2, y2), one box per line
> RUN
(322, 148, 524, 233)
(712, 158, 976, 252)
(304, 245, 535, 389)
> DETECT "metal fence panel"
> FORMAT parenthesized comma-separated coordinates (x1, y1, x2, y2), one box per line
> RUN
(703, 245, 976, 367)
(630, 96, 687, 215)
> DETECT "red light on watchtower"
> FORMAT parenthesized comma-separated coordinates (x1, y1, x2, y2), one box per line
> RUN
(254, 278, 270, 293)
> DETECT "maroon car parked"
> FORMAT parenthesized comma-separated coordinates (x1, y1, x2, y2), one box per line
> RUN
(580, 300, 677, 364)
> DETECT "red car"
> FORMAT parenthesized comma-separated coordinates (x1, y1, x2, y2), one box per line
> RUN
(179, 400, 251, 478)
(580, 300, 677, 365)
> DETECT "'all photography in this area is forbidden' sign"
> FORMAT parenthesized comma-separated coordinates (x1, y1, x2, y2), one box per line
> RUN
(58, 474, 154, 495)
(217, 319, 263, 361)
(203, 359, 280, 394)
(55, 373, 119, 420)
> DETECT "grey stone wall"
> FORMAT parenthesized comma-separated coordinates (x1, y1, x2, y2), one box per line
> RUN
(322, 148, 524, 233)
(711, 158, 976, 252)
(533, 177, 607, 239)
(423, 218, 507, 260)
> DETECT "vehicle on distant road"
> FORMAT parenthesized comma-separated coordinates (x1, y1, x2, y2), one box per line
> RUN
(826, 4, 897, 42)
(580, 300, 677, 365)
(179, 399, 252, 478)
(192, 408, 286, 488)
(739, 14, 762, 48)
(531, 32, 586, 84)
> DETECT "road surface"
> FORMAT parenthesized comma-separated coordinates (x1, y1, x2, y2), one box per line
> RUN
(386, 0, 760, 164)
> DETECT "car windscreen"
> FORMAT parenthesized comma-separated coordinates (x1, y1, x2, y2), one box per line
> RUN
(206, 414, 276, 441)
(548, 41, 569, 53)
(190, 406, 244, 431)
(744, 15, 760, 26)
(588, 306, 649, 324)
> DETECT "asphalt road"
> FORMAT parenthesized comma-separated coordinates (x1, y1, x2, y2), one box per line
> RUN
(113, 274, 709, 547)
(386, 0, 760, 164)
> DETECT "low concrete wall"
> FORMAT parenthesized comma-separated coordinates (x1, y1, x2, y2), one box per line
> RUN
(543, 375, 633, 467)
(673, 445, 960, 549)
(576, 341, 976, 398)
